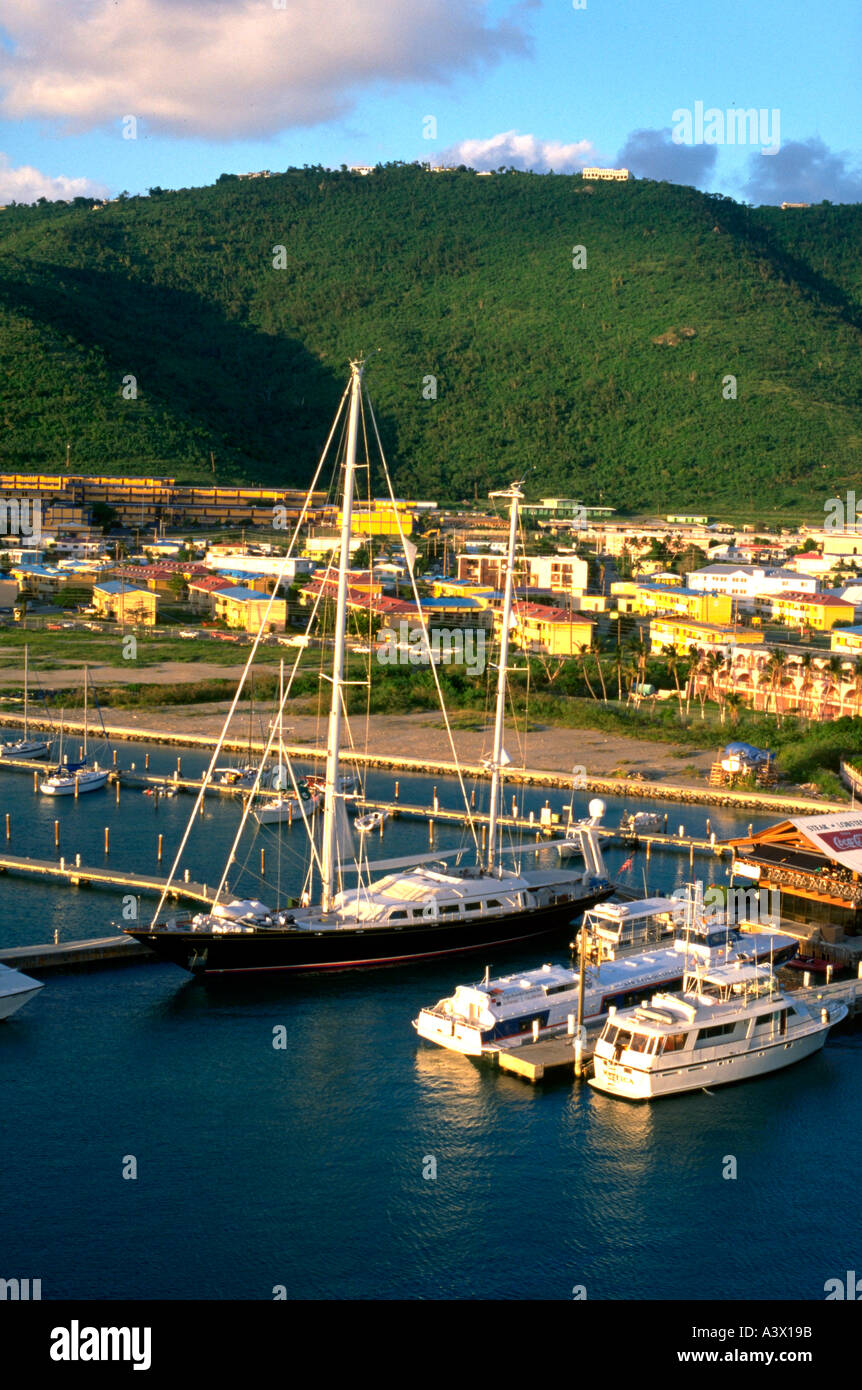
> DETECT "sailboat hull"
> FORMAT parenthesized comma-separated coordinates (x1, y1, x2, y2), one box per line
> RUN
(125, 887, 615, 977)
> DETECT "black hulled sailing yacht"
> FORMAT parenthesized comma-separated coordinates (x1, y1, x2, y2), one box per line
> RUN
(125, 360, 613, 976)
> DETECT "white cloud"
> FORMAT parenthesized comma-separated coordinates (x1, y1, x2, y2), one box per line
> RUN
(0, 0, 529, 140)
(0, 153, 107, 204)
(437, 130, 597, 172)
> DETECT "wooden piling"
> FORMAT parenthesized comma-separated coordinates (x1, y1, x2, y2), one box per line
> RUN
(145, 753, 150, 770)
(157, 834, 163, 862)
(260, 847, 265, 876)
(4, 812, 9, 840)
(54, 820, 59, 849)
(104, 826, 109, 855)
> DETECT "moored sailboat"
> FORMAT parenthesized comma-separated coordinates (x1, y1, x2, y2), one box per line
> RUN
(124, 359, 614, 977)
(1, 646, 52, 759)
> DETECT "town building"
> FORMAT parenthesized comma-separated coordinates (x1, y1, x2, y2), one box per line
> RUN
(213, 586, 286, 633)
(92, 580, 157, 626)
(755, 591, 854, 631)
(510, 604, 594, 657)
(456, 552, 588, 595)
(581, 167, 630, 181)
(648, 616, 762, 656)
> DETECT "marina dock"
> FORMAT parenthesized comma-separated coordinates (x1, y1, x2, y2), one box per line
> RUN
(0, 935, 155, 972)
(493, 977, 861, 1084)
(0, 851, 212, 905)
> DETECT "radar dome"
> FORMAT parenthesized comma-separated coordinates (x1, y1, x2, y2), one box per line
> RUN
(588, 797, 606, 818)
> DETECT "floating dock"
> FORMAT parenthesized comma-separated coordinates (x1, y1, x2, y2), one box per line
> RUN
(0, 935, 156, 972)
(0, 851, 212, 905)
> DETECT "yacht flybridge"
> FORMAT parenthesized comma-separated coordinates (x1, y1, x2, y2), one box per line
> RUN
(124, 359, 613, 977)
(413, 881, 798, 1056)
(589, 962, 846, 1100)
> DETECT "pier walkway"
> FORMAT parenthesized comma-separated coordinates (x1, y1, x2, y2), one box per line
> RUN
(0, 851, 212, 905)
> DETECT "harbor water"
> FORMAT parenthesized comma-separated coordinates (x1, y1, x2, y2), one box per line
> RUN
(1, 745, 858, 1300)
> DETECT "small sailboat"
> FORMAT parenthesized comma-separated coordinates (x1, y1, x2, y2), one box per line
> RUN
(1, 646, 51, 758)
(0, 963, 44, 1020)
(40, 669, 109, 795)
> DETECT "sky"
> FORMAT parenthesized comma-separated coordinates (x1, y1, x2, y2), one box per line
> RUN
(0, 0, 860, 205)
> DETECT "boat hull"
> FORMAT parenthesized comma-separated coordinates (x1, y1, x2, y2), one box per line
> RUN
(40, 771, 109, 795)
(0, 966, 44, 1020)
(125, 887, 615, 978)
(589, 1019, 839, 1101)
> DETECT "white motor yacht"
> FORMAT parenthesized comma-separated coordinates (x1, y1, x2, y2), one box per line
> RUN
(413, 886, 798, 1056)
(589, 962, 847, 1100)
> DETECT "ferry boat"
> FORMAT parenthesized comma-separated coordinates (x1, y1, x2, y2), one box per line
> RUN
(0, 963, 44, 1020)
(413, 887, 798, 1056)
(124, 361, 615, 977)
(588, 962, 847, 1101)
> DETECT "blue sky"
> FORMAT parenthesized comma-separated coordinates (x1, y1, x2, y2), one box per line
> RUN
(1, 0, 860, 204)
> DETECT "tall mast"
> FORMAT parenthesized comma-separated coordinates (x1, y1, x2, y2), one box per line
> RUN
(83, 665, 88, 760)
(486, 482, 522, 873)
(23, 643, 28, 741)
(320, 358, 364, 911)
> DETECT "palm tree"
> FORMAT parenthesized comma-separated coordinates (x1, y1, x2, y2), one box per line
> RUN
(576, 643, 599, 701)
(798, 651, 813, 725)
(826, 655, 846, 719)
(590, 637, 608, 703)
(661, 643, 685, 721)
(725, 692, 744, 729)
(765, 650, 788, 722)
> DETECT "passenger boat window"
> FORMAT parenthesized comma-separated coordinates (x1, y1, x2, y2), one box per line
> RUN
(628, 1033, 649, 1052)
(662, 1032, 688, 1053)
(695, 1022, 737, 1046)
(439, 904, 460, 916)
(485, 899, 502, 910)
(411, 909, 425, 918)
(464, 902, 482, 912)
(389, 910, 408, 921)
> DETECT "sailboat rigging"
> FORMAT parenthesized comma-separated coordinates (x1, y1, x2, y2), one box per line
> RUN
(124, 358, 613, 976)
(1, 645, 51, 758)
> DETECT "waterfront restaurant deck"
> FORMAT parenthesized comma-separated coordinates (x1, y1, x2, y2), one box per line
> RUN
(727, 812, 862, 944)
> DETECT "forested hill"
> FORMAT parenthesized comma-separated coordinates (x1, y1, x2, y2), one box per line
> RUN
(0, 165, 859, 513)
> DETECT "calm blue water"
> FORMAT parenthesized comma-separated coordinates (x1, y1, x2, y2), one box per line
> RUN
(0, 745, 858, 1300)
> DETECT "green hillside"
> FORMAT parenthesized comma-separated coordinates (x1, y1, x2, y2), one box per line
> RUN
(0, 166, 859, 513)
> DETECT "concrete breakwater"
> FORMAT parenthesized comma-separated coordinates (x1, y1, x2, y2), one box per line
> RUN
(0, 710, 841, 816)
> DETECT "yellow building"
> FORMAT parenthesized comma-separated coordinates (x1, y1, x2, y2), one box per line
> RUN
(337, 499, 414, 537)
(93, 580, 157, 626)
(830, 626, 862, 655)
(649, 617, 762, 656)
(213, 585, 286, 633)
(762, 592, 854, 631)
(634, 583, 732, 625)
(511, 604, 594, 657)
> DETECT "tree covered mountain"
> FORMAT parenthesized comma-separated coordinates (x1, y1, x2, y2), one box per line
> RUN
(0, 165, 859, 514)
